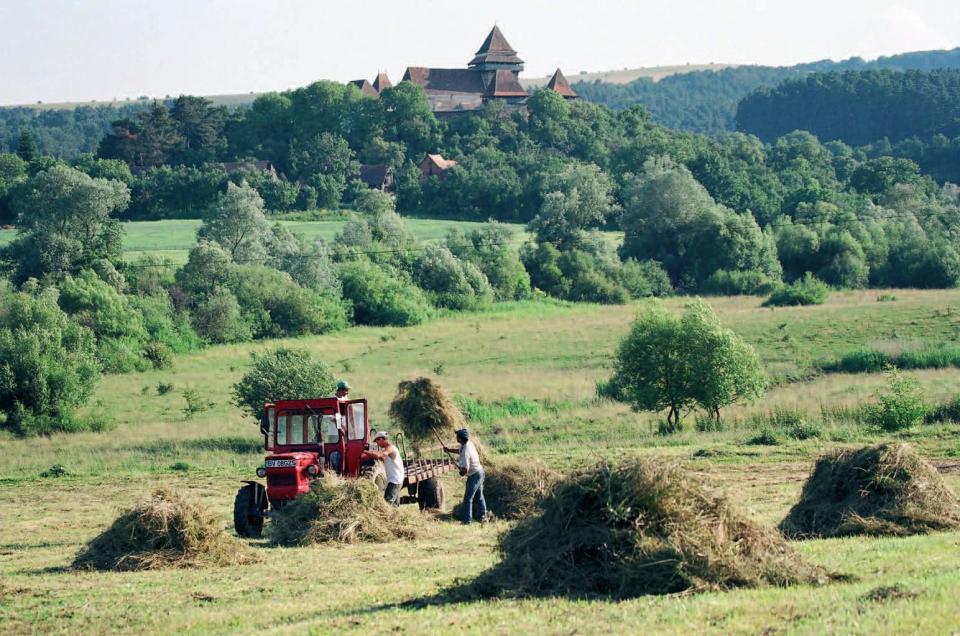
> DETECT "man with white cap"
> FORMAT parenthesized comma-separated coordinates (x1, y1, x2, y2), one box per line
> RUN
(365, 431, 405, 506)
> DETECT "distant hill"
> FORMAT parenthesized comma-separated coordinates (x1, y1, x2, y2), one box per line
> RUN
(520, 63, 737, 88)
(574, 47, 960, 134)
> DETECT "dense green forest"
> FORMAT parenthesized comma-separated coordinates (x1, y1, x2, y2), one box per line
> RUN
(5, 78, 960, 433)
(735, 69, 960, 185)
(0, 103, 149, 158)
(574, 48, 960, 134)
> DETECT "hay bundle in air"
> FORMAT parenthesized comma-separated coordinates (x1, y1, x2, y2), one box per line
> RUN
(472, 458, 826, 599)
(73, 488, 257, 571)
(270, 475, 423, 546)
(780, 443, 960, 538)
(388, 377, 464, 450)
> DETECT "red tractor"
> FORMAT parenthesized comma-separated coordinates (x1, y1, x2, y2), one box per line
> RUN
(234, 397, 454, 538)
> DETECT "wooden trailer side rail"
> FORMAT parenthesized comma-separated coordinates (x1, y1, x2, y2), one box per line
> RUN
(403, 457, 456, 486)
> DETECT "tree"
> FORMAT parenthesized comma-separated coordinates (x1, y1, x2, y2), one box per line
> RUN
(607, 301, 765, 425)
(6, 165, 129, 282)
(528, 162, 619, 250)
(232, 348, 336, 420)
(16, 129, 37, 162)
(680, 301, 766, 423)
(0, 284, 100, 436)
(197, 181, 271, 260)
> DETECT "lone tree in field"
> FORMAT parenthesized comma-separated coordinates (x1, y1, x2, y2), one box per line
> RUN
(197, 181, 270, 261)
(232, 348, 336, 420)
(607, 300, 765, 425)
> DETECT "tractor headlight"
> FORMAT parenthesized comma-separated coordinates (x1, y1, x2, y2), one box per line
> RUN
(256, 466, 267, 478)
(306, 464, 319, 477)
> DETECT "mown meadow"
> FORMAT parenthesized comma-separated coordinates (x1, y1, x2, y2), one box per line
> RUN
(2, 289, 960, 634)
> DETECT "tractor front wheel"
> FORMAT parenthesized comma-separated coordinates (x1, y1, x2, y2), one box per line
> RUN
(233, 482, 267, 538)
(417, 477, 445, 511)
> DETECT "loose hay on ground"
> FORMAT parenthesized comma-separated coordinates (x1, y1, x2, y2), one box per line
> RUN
(457, 458, 559, 520)
(73, 487, 257, 571)
(270, 475, 423, 545)
(780, 443, 960, 538)
(388, 377, 464, 450)
(471, 458, 826, 599)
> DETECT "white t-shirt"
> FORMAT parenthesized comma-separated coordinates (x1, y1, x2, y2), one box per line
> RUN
(383, 445, 405, 485)
(459, 440, 482, 476)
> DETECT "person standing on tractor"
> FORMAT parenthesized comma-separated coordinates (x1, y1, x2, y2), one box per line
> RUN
(365, 431, 404, 506)
(335, 380, 350, 400)
(445, 428, 486, 524)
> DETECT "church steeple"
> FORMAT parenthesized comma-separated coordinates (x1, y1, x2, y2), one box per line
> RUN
(546, 68, 578, 99)
(468, 25, 524, 71)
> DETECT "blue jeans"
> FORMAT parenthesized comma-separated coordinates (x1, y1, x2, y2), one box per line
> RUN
(462, 470, 487, 523)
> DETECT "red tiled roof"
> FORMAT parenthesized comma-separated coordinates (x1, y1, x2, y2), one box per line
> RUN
(424, 154, 458, 170)
(403, 67, 485, 94)
(373, 72, 392, 92)
(488, 70, 528, 97)
(348, 79, 378, 97)
(469, 25, 524, 66)
(546, 68, 578, 98)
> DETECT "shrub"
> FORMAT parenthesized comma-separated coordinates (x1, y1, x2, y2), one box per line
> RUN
(0, 286, 100, 436)
(864, 368, 928, 432)
(339, 260, 430, 327)
(190, 286, 251, 344)
(232, 348, 336, 420)
(925, 396, 960, 424)
(619, 259, 673, 298)
(702, 269, 778, 296)
(413, 245, 493, 310)
(747, 428, 780, 445)
(762, 273, 830, 307)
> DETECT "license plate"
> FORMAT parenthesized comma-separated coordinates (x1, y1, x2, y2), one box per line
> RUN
(265, 459, 297, 468)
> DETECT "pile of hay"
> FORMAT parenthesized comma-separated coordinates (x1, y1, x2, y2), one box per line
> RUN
(780, 443, 960, 538)
(73, 488, 257, 571)
(388, 377, 464, 450)
(271, 475, 423, 546)
(472, 458, 826, 599)
(455, 458, 559, 520)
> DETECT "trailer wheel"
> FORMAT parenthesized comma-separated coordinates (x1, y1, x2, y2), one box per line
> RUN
(233, 482, 266, 538)
(417, 477, 445, 511)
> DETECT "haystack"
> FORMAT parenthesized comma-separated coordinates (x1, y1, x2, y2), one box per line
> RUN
(389, 377, 465, 452)
(472, 458, 826, 599)
(73, 488, 257, 571)
(271, 475, 422, 546)
(454, 458, 559, 520)
(780, 443, 960, 538)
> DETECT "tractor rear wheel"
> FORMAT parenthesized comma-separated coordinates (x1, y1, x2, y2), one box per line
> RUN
(361, 463, 387, 494)
(233, 483, 266, 538)
(417, 477, 445, 511)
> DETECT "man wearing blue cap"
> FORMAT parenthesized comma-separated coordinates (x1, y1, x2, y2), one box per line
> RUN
(445, 428, 486, 524)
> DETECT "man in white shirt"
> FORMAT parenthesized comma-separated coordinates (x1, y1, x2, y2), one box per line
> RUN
(445, 428, 487, 524)
(364, 431, 405, 506)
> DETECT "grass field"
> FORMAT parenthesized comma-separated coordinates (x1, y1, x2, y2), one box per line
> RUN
(0, 218, 528, 264)
(2, 291, 960, 634)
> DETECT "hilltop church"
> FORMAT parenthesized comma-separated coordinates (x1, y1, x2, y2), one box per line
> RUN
(349, 26, 577, 113)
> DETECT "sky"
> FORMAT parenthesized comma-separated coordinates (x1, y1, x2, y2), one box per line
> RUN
(1, 0, 959, 106)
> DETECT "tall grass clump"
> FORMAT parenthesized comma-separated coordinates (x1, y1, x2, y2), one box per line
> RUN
(820, 344, 960, 374)
(471, 458, 826, 599)
(73, 488, 257, 571)
(762, 273, 830, 307)
(457, 396, 543, 425)
(780, 444, 960, 538)
(271, 476, 422, 545)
